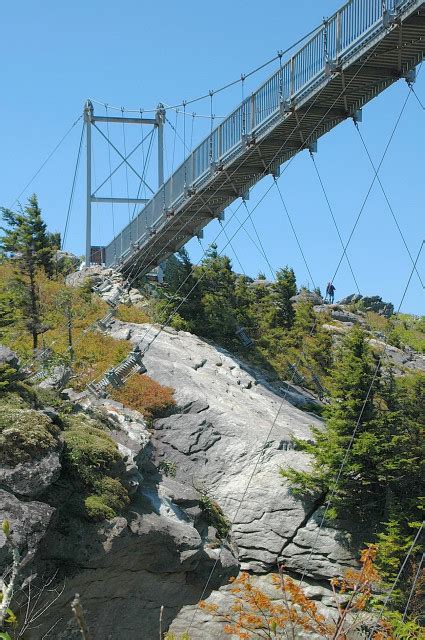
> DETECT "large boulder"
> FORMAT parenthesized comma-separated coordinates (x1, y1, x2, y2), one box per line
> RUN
(54, 250, 80, 271)
(32, 486, 238, 639)
(291, 289, 323, 305)
(38, 364, 71, 390)
(0, 449, 62, 498)
(0, 489, 55, 568)
(0, 344, 20, 369)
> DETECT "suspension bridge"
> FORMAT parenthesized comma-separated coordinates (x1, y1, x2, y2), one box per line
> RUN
(82, 0, 425, 276)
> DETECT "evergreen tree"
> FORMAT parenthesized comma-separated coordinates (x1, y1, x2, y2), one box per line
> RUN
(273, 266, 296, 329)
(157, 249, 203, 331)
(194, 245, 237, 342)
(0, 290, 16, 337)
(281, 326, 377, 516)
(0, 195, 54, 348)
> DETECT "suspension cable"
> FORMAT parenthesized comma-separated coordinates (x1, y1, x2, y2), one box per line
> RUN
(299, 240, 424, 589)
(228, 204, 276, 269)
(34, 35, 388, 380)
(62, 120, 85, 250)
(353, 119, 424, 289)
(121, 107, 131, 227)
(35, 32, 385, 376)
(121, 34, 386, 290)
(309, 152, 361, 294)
(242, 200, 275, 279)
(411, 86, 425, 110)
(330, 87, 415, 286)
(218, 219, 246, 275)
(9, 114, 83, 208)
(89, 23, 322, 114)
(183, 101, 188, 187)
(190, 112, 195, 151)
(171, 108, 179, 174)
(402, 550, 424, 621)
(273, 178, 316, 289)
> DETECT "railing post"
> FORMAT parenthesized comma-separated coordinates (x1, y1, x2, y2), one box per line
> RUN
(323, 18, 329, 66)
(290, 57, 295, 98)
(336, 10, 342, 59)
(156, 103, 165, 188)
(250, 94, 255, 133)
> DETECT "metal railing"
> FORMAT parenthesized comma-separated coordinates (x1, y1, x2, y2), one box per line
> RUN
(105, 0, 413, 267)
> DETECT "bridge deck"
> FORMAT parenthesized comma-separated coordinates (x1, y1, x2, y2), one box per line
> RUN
(104, 0, 425, 274)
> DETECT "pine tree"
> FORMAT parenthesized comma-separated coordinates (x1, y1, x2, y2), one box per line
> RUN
(194, 245, 237, 342)
(0, 195, 55, 348)
(281, 326, 377, 516)
(273, 266, 296, 329)
(0, 290, 16, 337)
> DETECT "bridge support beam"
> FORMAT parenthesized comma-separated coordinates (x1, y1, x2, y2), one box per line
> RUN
(83, 100, 159, 268)
(156, 104, 166, 187)
(84, 100, 93, 268)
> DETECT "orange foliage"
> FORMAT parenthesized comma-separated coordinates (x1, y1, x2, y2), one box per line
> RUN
(110, 373, 175, 419)
(200, 546, 396, 639)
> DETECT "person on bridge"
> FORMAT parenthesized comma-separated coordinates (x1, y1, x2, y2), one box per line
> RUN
(326, 282, 336, 303)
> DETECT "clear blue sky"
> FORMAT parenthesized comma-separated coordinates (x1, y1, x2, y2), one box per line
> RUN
(1, 0, 424, 313)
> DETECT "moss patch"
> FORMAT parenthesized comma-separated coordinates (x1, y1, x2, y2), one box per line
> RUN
(0, 405, 59, 464)
(62, 415, 129, 520)
(62, 416, 121, 485)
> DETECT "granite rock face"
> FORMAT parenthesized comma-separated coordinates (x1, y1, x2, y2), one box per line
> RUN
(0, 344, 20, 369)
(0, 489, 55, 567)
(3, 323, 366, 639)
(0, 450, 62, 498)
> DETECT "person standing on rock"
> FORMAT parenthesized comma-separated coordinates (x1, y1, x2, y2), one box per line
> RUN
(326, 282, 336, 303)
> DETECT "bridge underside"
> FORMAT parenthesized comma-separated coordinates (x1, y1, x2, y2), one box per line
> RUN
(112, 2, 425, 278)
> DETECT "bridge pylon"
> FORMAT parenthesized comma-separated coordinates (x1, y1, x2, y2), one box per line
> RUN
(83, 100, 165, 268)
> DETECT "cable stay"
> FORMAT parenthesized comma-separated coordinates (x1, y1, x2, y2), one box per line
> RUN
(353, 116, 424, 289)
(9, 114, 83, 209)
(309, 151, 361, 294)
(88, 23, 322, 116)
(62, 120, 85, 250)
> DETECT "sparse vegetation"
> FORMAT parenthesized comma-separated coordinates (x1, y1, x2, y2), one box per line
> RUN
(116, 303, 150, 324)
(158, 460, 177, 477)
(200, 546, 424, 639)
(199, 491, 231, 539)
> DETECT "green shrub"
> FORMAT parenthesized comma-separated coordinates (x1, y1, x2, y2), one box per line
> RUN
(116, 304, 150, 324)
(0, 363, 20, 391)
(84, 495, 116, 521)
(34, 387, 73, 414)
(0, 406, 59, 464)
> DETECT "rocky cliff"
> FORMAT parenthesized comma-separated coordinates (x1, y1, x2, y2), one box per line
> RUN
(2, 290, 422, 639)
(1, 316, 365, 640)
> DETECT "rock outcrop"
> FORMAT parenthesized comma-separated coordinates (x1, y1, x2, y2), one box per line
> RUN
(101, 321, 362, 637)
(5, 311, 416, 638)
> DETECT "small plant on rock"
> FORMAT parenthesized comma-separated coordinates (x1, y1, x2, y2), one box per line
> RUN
(199, 491, 230, 539)
(158, 460, 177, 477)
